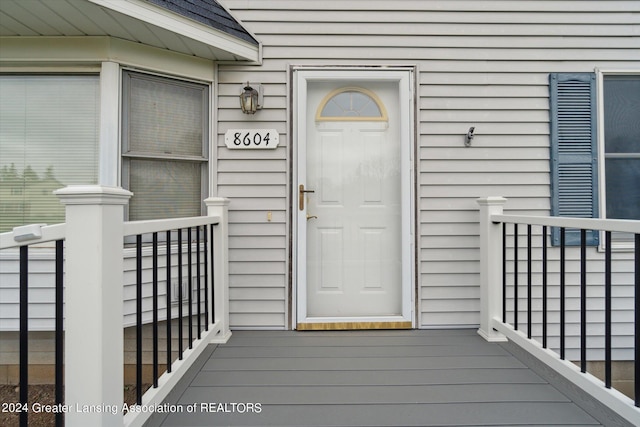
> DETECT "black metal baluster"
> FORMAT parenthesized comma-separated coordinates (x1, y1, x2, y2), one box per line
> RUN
(152, 232, 159, 387)
(19, 246, 28, 427)
(204, 224, 209, 329)
(604, 231, 612, 389)
(55, 240, 64, 427)
(560, 227, 566, 360)
(580, 229, 587, 373)
(634, 233, 639, 407)
(514, 223, 519, 330)
(542, 226, 548, 349)
(527, 224, 532, 339)
(196, 226, 202, 339)
(178, 229, 183, 359)
(188, 228, 193, 348)
(136, 234, 143, 404)
(502, 223, 507, 323)
(210, 225, 216, 323)
(166, 230, 172, 373)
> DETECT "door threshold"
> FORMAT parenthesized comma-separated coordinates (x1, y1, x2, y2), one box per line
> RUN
(297, 321, 412, 331)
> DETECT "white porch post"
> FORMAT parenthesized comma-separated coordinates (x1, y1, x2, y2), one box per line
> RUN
(477, 197, 508, 342)
(204, 197, 231, 342)
(55, 185, 132, 427)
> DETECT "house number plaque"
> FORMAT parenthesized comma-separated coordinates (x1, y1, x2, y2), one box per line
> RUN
(225, 129, 279, 149)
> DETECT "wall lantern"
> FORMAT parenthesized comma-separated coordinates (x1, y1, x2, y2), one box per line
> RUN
(239, 82, 263, 114)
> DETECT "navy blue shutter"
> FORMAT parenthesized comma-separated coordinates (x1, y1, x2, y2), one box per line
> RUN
(549, 73, 599, 246)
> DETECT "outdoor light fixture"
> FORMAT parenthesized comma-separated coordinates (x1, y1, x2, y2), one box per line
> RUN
(240, 82, 263, 114)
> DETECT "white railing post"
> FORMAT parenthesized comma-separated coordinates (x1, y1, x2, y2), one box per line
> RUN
(477, 197, 508, 342)
(55, 185, 132, 427)
(204, 197, 231, 343)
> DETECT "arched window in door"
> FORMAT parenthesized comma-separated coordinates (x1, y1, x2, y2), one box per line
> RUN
(316, 87, 388, 121)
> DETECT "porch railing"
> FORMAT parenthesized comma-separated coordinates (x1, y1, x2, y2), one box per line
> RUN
(0, 223, 66, 427)
(0, 185, 230, 427)
(477, 197, 640, 426)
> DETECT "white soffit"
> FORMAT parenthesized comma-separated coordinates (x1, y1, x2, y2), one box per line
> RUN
(89, 0, 259, 62)
(0, 0, 259, 62)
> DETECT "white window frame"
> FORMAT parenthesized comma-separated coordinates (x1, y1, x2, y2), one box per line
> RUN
(596, 69, 640, 251)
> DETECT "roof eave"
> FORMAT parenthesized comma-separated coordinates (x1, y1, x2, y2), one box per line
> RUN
(88, 0, 260, 63)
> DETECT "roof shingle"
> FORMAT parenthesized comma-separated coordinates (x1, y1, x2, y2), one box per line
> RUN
(145, 0, 258, 45)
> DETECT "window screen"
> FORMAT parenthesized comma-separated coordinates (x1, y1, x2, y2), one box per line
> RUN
(603, 75, 640, 221)
(122, 72, 208, 221)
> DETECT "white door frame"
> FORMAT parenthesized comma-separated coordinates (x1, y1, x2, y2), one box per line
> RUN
(292, 67, 415, 328)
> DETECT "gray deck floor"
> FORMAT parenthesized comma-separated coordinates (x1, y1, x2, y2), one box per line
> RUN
(149, 329, 623, 427)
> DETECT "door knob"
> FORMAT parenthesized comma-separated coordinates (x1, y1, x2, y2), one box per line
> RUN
(299, 184, 315, 210)
(306, 214, 318, 221)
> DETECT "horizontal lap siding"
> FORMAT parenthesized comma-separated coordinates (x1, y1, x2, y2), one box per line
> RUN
(0, 246, 210, 330)
(219, 0, 640, 330)
(217, 63, 289, 328)
(0, 251, 58, 331)
(421, 65, 551, 328)
(502, 230, 637, 360)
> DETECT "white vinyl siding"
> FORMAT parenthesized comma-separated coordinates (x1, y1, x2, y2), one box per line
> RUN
(503, 231, 636, 361)
(216, 1, 639, 331)
(0, 251, 58, 331)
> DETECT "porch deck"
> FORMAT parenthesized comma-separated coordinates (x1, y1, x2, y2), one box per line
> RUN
(148, 329, 628, 427)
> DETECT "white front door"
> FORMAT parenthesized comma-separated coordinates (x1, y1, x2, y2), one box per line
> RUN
(295, 70, 414, 329)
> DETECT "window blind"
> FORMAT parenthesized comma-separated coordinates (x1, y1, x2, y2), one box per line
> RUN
(0, 75, 99, 232)
(122, 71, 208, 221)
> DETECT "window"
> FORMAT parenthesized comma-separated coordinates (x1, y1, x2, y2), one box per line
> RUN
(316, 87, 387, 121)
(549, 72, 640, 246)
(602, 74, 640, 244)
(0, 75, 99, 232)
(602, 75, 640, 220)
(122, 71, 209, 221)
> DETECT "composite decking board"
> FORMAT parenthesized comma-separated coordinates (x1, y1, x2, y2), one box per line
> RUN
(228, 329, 480, 337)
(154, 330, 606, 427)
(177, 383, 570, 405)
(159, 402, 600, 427)
(202, 354, 526, 371)
(191, 367, 546, 387)
(222, 334, 490, 348)
(211, 343, 511, 358)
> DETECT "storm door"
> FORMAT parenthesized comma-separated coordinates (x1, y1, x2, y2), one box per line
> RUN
(295, 70, 414, 330)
